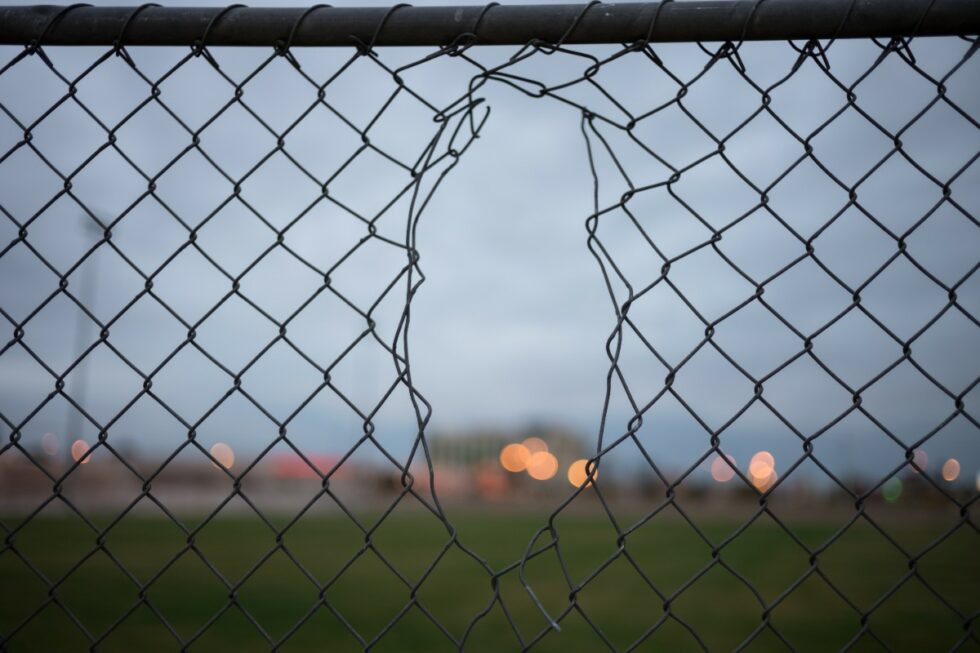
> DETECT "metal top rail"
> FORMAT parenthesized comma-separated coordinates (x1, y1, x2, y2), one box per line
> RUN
(1, 0, 978, 48)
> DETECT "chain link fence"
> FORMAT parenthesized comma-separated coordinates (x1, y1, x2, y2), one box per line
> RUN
(0, 2, 978, 651)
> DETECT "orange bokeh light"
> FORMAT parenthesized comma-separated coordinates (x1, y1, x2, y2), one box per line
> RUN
(526, 451, 558, 481)
(752, 470, 778, 491)
(522, 437, 549, 454)
(210, 442, 235, 470)
(749, 451, 776, 491)
(710, 454, 737, 482)
(500, 443, 531, 473)
(70, 439, 90, 464)
(941, 458, 960, 482)
(749, 451, 775, 480)
(567, 459, 597, 488)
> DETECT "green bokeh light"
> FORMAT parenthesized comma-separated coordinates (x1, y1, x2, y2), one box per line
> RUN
(882, 477, 903, 502)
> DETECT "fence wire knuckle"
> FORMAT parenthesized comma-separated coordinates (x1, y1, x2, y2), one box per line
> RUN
(0, 0, 978, 651)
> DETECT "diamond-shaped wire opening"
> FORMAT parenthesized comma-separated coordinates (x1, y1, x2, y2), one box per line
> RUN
(711, 298, 801, 379)
(669, 245, 759, 324)
(184, 602, 271, 650)
(238, 339, 324, 420)
(900, 98, 980, 182)
(276, 603, 365, 652)
(761, 352, 855, 435)
(679, 52, 763, 139)
(281, 101, 367, 182)
(151, 147, 233, 227)
(370, 604, 457, 652)
(905, 200, 980, 286)
(368, 495, 451, 583)
(852, 48, 938, 135)
(143, 547, 232, 642)
(237, 245, 325, 323)
(671, 341, 757, 431)
(5, 500, 95, 584)
(233, 547, 322, 642)
(58, 443, 145, 517)
(1, 601, 93, 651)
(762, 255, 854, 334)
(811, 205, 897, 289)
(721, 514, 811, 605)
(55, 546, 143, 639)
(322, 547, 416, 643)
(0, 50, 66, 126)
(575, 556, 663, 650)
(63, 244, 146, 324)
(624, 503, 716, 598)
(0, 545, 56, 640)
(99, 497, 189, 582)
(715, 207, 804, 283)
(153, 57, 230, 130)
(143, 343, 230, 423)
(94, 603, 181, 653)
(148, 244, 231, 325)
(768, 571, 862, 652)
(810, 305, 898, 389)
(856, 151, 944, 236)
(0, 241, 60, 324)
(766, 52, 848, 137)
(112, 99, 192, 176)
(26, 95, 108, 176)
(867, 575, 968, 652)
(107, 200, 188, 276)
(817, 518, 911, 611)
(196, 105, 278, 183)
(15, 195, 103, 274)
(914, 523, 980, 619)
(724, 110, 805, 189)
(413, 544, 495, 640)
(766, 154, 851, 239)
(858, 358, 954, 445)
(809, 105, 896, 187)
(670, 152, 761, 232)
(0, 342, 55, 425)
(668, 559, 768, 652)
(0, 143, 65, 222)
(233, 441, 326, 529)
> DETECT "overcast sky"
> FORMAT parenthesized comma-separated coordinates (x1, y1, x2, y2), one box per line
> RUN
(0, 1, 977, 488)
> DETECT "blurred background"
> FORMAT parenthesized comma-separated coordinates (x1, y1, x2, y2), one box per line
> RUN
(0, 1, 977, 651)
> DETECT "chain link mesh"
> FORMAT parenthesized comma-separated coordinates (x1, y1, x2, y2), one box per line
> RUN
(0, 3, 977, 651)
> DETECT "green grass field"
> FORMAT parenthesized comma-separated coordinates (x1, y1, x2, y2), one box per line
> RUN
(0, 510, 976, 652)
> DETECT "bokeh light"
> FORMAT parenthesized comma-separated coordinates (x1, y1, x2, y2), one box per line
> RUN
(748, 451, 776, 490)
(710, 454, 737, 483)
(567, 459, 597, 487)
(210, 442, 235, 470)
(881, 476, 902, 503)
(41, 432, 58, 456)
(522, 437, 548, 454)
(882, 477, 902, 502)
(500, 443, 531, 473)
(753, 470, 778, 491)
(748, 451, 774, 479)
(70, 439, 90, 464)
(526, 451, 558, 480)
(941, 458, 960, 482)
(911, 448, 928, 472)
